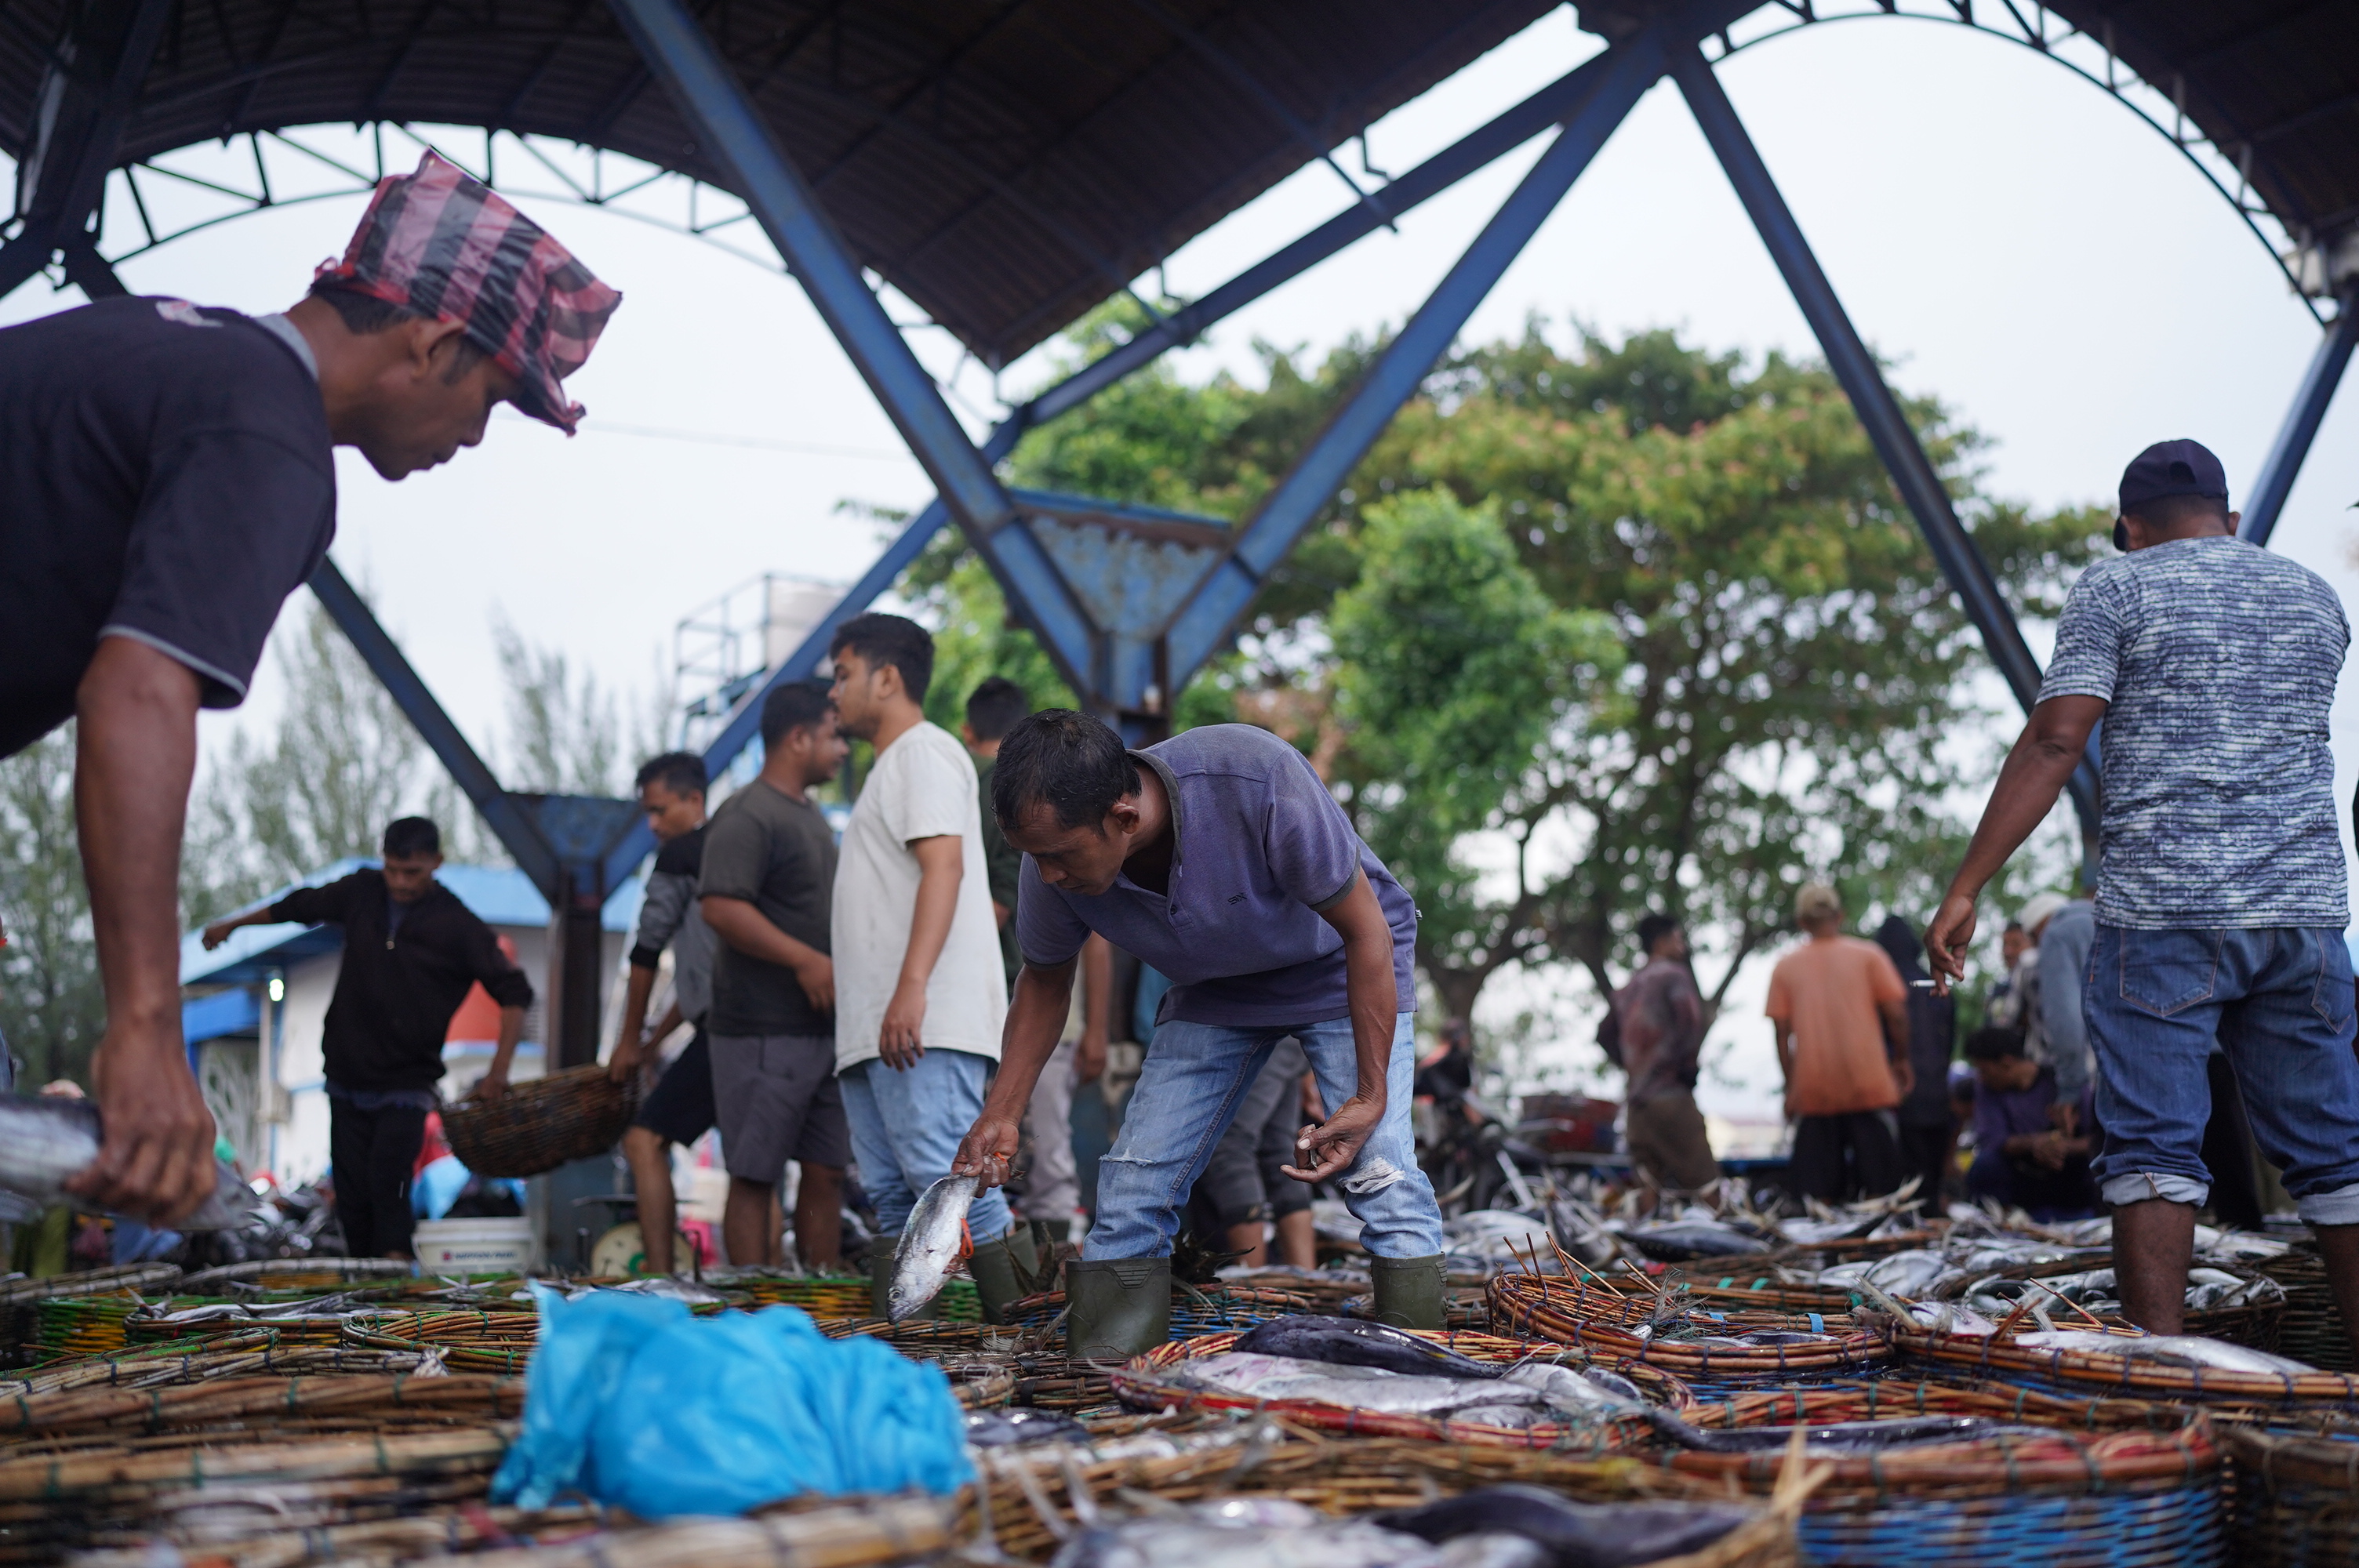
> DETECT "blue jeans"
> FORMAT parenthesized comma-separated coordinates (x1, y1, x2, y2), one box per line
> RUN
(1088, 1011, 1445, 1259)
(2086, 924, 2359, 1225)
(839, 1050, 1014, 1241)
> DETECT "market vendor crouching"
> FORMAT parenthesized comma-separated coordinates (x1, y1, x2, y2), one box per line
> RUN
(951, 712, 1445, 1354)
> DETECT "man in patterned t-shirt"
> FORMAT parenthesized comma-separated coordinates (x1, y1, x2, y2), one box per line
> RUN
(1928, 439, 2359, 1354)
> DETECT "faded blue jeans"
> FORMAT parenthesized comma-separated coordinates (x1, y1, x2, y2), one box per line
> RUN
(840, 1050, 1014, 1242)
(1088, 1011, 1445, 1260)
(2087, 924, 2359, 1225)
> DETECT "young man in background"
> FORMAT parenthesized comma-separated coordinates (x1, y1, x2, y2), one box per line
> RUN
(202, 817, 530, 1259)
(829, 615, 1030, 1317)
(1766, 884, 1911, 1203)
(699, 683, 849, 1272)
(1614, 915, 1719, 1192)
(607, 752, 716, 1276)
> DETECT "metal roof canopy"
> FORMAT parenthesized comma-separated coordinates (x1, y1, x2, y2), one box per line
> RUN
(5, 0, 2356, 1069)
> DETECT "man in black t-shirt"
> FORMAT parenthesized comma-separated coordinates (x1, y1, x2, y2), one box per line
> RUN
(204, 817, 532, 1258)
(699, 682, 852, 1271)
(0, 152, 617, 1224)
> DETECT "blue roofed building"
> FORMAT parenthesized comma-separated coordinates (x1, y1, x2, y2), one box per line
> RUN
(180, 860, 642, 1185)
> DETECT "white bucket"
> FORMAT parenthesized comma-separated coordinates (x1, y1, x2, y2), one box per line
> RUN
(413, 1218, 538, 1276)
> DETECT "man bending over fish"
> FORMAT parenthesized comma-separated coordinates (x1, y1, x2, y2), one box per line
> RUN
(954, 713, 1447, 1353)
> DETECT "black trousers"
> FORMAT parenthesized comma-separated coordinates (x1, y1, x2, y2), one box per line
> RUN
(1790, 1110, 1904, 1203)
(1896, 1119, 1955, 1207)
(330, 1097, 428, 1258)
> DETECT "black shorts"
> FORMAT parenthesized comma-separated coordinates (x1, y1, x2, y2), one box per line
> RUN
(632, 1027, 717, 1145)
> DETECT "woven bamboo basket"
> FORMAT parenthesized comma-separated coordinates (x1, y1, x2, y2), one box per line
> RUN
(176, 1258, 416, 1294)
(0, 1265, 181, 1306)
(343, 1309, 542, 1373)
(1488, 1271, 1889, 1385)
(1112, 1328, 1693, 1450)
(61, 1501, 612, 1568)
(1636, 1378, 2223, 1568)
(441, 1065, 638, 1178)
(1889, 1317, 2359, 1409)
(2259, 1251, 2354, 1370)
(1341, 1285, 1489, 1328)
(2222, 1415, 2359, 1567)
(961, 1428, 1822, 1566)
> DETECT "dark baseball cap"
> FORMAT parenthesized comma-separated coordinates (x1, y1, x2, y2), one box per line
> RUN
(2119, 439, 2228, 513)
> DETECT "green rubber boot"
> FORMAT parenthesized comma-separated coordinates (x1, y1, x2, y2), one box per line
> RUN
(967, 1227, 1040, 1325)
(1064, 1257, 1170, 1359)
(1369, 1253, 1448, 1330)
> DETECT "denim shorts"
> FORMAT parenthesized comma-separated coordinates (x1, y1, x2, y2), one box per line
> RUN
(2085, 924, 2359, 1225)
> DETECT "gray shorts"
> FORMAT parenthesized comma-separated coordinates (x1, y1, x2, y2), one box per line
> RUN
(708, 1033, 852, 1181)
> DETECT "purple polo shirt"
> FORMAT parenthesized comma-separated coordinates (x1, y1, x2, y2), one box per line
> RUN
(1016, 724, 1418, 1028)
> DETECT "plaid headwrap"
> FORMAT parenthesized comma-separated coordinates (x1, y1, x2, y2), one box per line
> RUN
(315, 152, 621, 433)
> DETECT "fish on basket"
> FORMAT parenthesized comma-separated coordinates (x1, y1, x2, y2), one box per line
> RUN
(1113, 1315, 1692, 1450)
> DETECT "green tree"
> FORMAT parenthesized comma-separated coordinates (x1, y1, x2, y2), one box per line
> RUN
(0, 729, 104, 1086)
(1328, 488, 1621, 1017)
(950, 316, 2102, 1031)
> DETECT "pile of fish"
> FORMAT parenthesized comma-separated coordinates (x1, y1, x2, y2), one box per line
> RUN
(1961, 1266, 2283, 1322)
(1049, 1490, 1755, 1568)
(1159, 1316, 1650, 1432)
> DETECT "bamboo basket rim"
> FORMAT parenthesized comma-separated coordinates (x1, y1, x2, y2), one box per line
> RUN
(0, 1264, 181, 1305)
(175, 1258, 417, 1292)
(1110, 1328, 1694, 1451)
(1891, 1319, 2359, 1404)
(1488, 1273, 1889, 1374)
(2221, 1417, 2359, 1489)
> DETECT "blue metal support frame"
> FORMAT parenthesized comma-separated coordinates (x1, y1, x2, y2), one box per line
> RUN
(605, 0, 1098, 699)
(598, 25, 1655, 884)
(1161, 20, 1696, 688)
(2239, 295, 2359, 547)
(1670, 45, 2103, 856)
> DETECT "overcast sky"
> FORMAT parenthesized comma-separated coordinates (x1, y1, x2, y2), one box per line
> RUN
(9, 4, 2355, 1105)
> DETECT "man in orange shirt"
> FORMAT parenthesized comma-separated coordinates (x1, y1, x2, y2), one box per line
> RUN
(1765, 884, 1914, 1202)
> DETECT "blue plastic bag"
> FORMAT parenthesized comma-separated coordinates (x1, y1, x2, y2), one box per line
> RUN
(492, 1286, 972, 1516)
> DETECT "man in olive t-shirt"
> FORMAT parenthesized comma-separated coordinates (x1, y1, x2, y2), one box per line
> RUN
(697, 681, 850, 1269)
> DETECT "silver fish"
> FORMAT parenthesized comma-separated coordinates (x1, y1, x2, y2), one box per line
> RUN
(1496, 1360, 1646, 1413)
(889, 1173, 978, 1321)
(1052, 1500, 1445, 1568)
(2012, 1330, 2317, 1376)
(0, 1094, 264, 1229)
(1175, 1352, 1608, 1426)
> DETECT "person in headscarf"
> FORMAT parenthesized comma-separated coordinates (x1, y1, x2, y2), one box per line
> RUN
(1876, 914, 1957, 1205)
(0, 151, 619, 1224)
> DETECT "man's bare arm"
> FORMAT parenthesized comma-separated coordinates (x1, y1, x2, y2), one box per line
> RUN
(66, 638, 217, 1224)
(475, 1005, 528, 1098)
(1926, 695, 2106, 990)
(878, 837, 961, 1069)
(607, 964, 660, 1083)
(1287, 872, 1398, 1182)
(954, 956, 1079, 1187)
(1076, 933, 1112, 1083)
(701, 895, 833, 1011)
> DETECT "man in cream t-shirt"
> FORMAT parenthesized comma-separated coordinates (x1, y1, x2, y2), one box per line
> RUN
(826, 613, 1030, 1319)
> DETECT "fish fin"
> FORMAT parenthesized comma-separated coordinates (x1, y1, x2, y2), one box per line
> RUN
(960, 1217, 975, 1261)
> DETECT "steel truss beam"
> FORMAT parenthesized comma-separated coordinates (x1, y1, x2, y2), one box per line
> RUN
(2239, 295, 2359, 547)
(0, 0, 174, 299)
(1670, 45, 2103, 862)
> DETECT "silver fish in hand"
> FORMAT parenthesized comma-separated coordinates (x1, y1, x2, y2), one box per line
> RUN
(889, 1173, 979, 1321)
(0, 1093, 264, 1229)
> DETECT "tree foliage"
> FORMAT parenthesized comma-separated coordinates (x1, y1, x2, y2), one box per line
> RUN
(0, 728, 104, 1086)
(904, 312, 2104, 1029)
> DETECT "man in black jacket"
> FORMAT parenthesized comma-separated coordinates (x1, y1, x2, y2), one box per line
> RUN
(205, 817, 532, 1258)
